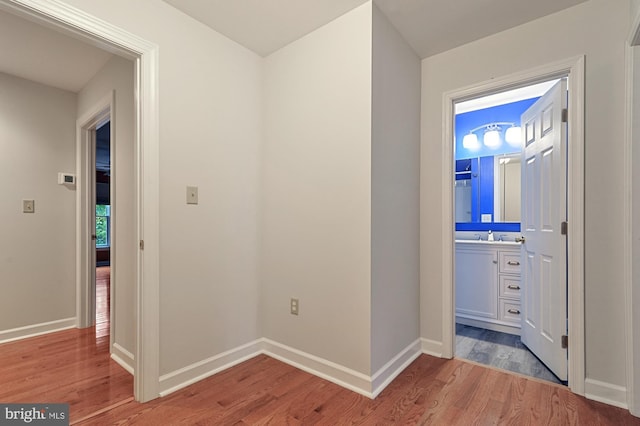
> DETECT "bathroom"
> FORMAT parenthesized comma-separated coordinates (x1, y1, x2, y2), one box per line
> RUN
(453, 80, 566, 385)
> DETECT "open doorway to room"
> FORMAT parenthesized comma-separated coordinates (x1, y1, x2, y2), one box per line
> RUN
(0, 0, 159, 403)
(445, 58, 586, 393)
(452, 79, 567, 385)
(95, 121, 111, 333)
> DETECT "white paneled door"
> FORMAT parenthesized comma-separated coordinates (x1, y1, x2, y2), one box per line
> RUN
(520, 79, 568, 381)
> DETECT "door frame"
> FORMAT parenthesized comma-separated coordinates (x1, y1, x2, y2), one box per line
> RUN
(0, 0, 161, 402)
(76, 93, 112, 334)
(625, 10, 640, 416)
(442, 56, 585, 395)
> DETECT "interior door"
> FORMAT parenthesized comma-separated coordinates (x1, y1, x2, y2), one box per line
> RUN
(520, 79, 568, 381)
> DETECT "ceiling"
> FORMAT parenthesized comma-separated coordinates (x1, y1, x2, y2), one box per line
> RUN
(0, 9, 112, 92)
(0, 0, 589, 92)
(164, 0, 589, 58)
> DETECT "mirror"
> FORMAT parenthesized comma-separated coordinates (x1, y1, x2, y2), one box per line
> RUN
(455, 153, 521, 228)
(496, 153, 521, 222)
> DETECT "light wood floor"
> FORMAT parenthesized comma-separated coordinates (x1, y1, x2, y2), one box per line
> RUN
(0, 266, 134, 424)
(75, 354, 640, 425)
(2, 268, 639, 424)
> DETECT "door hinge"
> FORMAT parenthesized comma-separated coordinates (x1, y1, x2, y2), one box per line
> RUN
(562, 108, 568, 123)
(561, 335, 568, 349)
(140, 240, 144, 250)
(561, 221, 568, 235)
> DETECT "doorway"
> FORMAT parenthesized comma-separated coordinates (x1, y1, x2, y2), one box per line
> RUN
(442, 56, 586, 395)
(1, 0, 159, 402)
(95, 121, 111, 331)
(452, 79, 567, 385)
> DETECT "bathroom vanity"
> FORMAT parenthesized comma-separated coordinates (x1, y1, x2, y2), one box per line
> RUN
(455, 240, 522, 335)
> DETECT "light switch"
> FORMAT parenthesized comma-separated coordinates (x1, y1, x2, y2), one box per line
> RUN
(23, 199, 35, 213)
(186, 186, 198, 205)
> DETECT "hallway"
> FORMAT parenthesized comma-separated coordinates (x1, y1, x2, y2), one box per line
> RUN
(0, 267, 133, 424)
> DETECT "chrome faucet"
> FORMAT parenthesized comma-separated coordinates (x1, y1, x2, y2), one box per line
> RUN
(474, 233, 482, 241)
(499, 234, 508, 242)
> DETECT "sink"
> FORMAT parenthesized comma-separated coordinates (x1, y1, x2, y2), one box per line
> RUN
(455, 239, 521, 246)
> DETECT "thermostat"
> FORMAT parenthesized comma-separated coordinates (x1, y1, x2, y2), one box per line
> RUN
(58, 173, 76, 186)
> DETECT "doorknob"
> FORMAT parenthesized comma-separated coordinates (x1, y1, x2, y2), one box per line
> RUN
(515, 236, 525, 243)
(91, 234, 97, 241)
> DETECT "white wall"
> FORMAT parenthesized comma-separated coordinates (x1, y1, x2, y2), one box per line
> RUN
(61, 0, 263, 377)
(370, 5, 421, 373)
(421, 0, 629, 392)
(0, 72, 76, 330)
(262, 2, 373, 374)
(77, 55, 135, 360)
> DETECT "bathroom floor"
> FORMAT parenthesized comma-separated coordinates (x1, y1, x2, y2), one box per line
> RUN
(455, 323, 563, 385)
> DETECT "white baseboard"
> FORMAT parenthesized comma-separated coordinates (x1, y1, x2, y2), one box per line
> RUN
(159, 339, 263, 397)
(421, 338, 443, 357)
(0, 318, 76, 344)
(371, 339, 422, 398)
(158, 338, 421, 401)
(262, 338, 373, 398)
(456, 316, 520, 336)
(111, 343, 134, 375)
(585, 378, 628, 409)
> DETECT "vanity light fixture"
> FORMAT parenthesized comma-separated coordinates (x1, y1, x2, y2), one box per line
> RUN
(461, 122, 521, 150)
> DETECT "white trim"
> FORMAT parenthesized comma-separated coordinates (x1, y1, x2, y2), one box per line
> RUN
(1, 0, 161, 403)
(625, 12, 640, 417)
(76, 92, 113, 330)
(159, 340, 263, 397)
(624, 42, 634, 417)
(585, 378, 628, 410)
(262, 338, 374, 398)
(156, 338, 421, 400)
(108, 99, 117, 356)
(442, 56, 586, 395)
(442, 85, 455, 360)
(112, 343, 135, 375)
(370, 339, 421, 398)
(421, 338, 444, 358)
(455, 316, 520, 336)
(0, 318, 76, 344)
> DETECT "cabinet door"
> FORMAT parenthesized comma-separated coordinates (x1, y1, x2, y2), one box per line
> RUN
(455, 248, 498, 319)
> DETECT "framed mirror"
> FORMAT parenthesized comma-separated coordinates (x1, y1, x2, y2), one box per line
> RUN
(455, 154, 521, 232)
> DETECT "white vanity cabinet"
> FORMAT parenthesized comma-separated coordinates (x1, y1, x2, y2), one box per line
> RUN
(455, 241, 522, 335)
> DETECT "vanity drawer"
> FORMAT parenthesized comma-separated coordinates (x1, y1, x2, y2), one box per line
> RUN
(500, 276, 521, 299)
(499, 251, 521, 274)
(499, 300, 522, 325)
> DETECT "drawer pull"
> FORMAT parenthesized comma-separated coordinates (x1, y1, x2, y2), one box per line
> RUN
(507, 308, 521, 315)
(507, 261, 520, 266)
(507, 284, 521, 290)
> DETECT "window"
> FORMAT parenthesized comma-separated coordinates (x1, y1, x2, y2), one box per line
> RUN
(96, 205, 111, 248)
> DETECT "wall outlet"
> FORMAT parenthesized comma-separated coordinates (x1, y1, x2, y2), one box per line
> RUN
(23, 199, 35, 213)
(290, 298, 299, 315)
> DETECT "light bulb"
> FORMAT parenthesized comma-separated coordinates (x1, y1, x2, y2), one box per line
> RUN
(462, 133, 480, 150)
(483, 129, 501, 148)
(505, 126, 522, 147)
